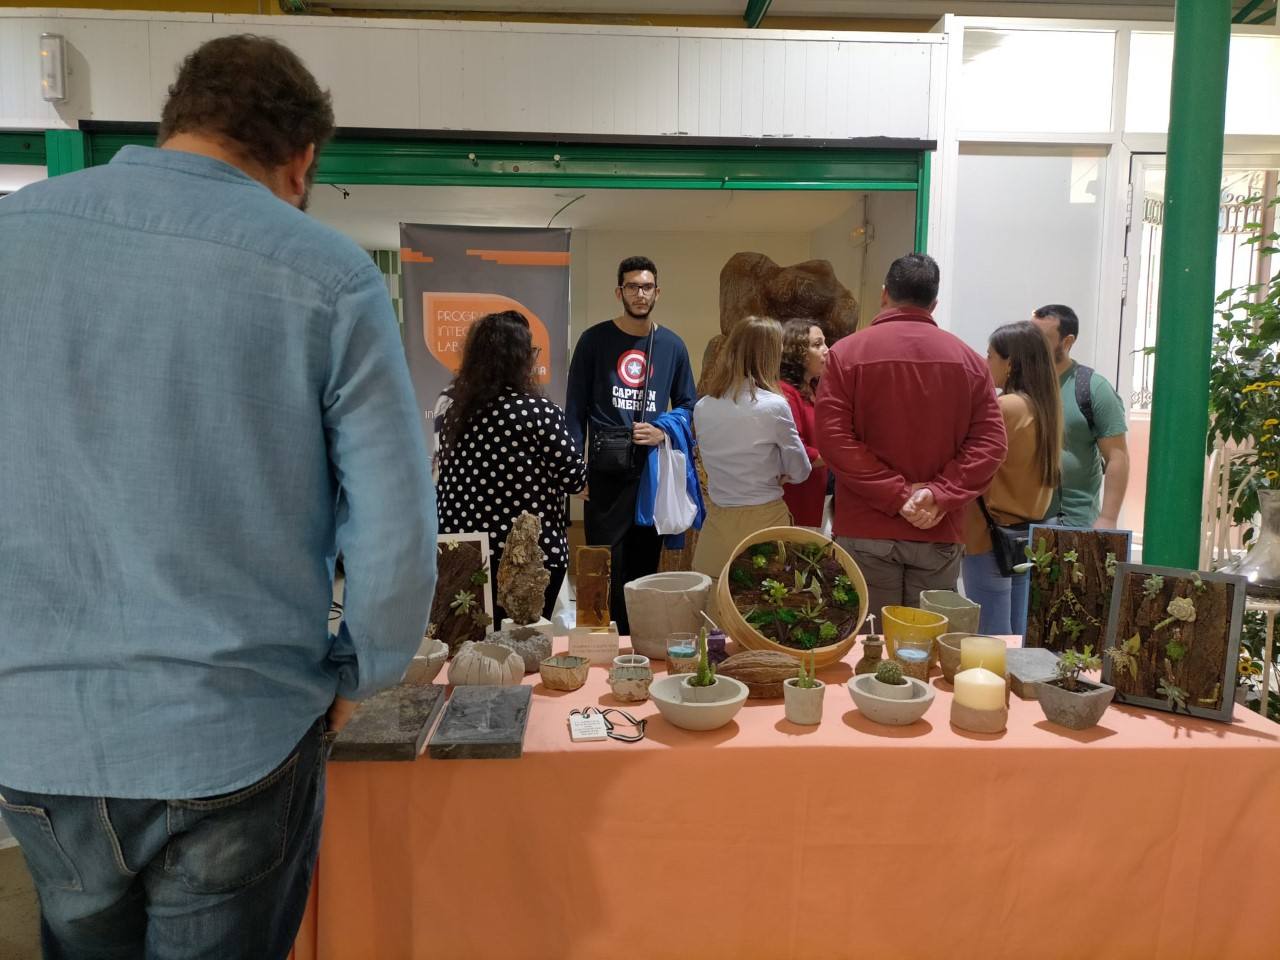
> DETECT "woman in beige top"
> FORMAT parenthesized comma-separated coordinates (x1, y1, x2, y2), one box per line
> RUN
(963, 321, 1062, 635)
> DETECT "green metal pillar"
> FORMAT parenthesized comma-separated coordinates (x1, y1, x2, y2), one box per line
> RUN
(1142, 0, 1232, 567)
(45, 130, 88, 177)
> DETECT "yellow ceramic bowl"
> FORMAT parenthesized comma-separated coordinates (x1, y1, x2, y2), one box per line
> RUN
(880, 605, 949, 660)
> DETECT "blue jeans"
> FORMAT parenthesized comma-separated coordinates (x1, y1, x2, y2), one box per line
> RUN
(962, 551, 1029, 637)
(0, 718, 326, 960)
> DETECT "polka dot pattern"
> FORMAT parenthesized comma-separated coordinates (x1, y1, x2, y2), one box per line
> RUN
(437, 391, 587, 569)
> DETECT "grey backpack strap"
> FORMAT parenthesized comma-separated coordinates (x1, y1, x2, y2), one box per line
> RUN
(1074, 363, 1096, 435)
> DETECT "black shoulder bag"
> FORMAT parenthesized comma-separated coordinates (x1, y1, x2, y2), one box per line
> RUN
(588, 327, 654, 476)
(977, 496, 1032, 578)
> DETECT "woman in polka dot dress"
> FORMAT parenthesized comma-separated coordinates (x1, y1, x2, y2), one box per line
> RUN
(437, 310, 587, 623)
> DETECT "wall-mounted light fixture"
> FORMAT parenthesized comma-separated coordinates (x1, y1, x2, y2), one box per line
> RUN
(40, 33, 67, 103)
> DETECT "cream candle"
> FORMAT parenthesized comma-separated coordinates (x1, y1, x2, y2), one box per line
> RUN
(953, 668, 1005, 711)
(960, 636, 1007, 676)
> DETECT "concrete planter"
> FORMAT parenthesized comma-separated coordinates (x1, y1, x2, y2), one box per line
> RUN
(919, 589, 981, 636)
(650, 674, 748, 731)
(624, 572, 713, 659)
(847, 675, 935, 726)
(681, 674, 739, 703)
(783, 678, 826, 725)
(1036, 678, 1115, 730)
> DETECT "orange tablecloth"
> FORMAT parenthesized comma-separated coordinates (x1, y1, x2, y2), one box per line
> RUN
(292, 640, 1280, 960)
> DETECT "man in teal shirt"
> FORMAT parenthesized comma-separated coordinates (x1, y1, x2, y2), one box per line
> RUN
(1032, 304, 1131, 528)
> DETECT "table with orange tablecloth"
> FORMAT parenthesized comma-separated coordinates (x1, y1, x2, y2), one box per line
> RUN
(291, 640, 1280, 960)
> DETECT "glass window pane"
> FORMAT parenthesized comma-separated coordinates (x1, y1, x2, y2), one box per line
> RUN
(1126, 32, 1280, 134)
(961, 29, 1115, 133)
(949, 148, 1108, 360)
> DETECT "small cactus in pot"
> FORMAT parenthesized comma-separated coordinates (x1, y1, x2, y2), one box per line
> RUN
(869, 658, 915, 700)
(783, 650, 825, 725)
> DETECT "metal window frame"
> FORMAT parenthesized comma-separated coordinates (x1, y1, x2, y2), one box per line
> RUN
(46, 123, 935, 252)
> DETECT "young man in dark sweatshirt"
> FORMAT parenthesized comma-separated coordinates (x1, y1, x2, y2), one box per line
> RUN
(566, 256, 697, 633)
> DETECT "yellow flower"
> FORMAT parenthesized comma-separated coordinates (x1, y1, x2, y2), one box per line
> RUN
(1244, 383, 1262, 393)
(1264, 435, 1276, 443)
(1268, 471, 1280, 480)
(1266, 419, 1280, 427)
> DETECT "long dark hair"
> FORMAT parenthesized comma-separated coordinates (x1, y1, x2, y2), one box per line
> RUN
(779, 319, 818, 398)
(439, 311, 538, 457)
(989, 320, 1062, 489)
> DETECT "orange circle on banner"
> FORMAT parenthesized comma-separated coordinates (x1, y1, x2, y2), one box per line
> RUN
(422, 292, 551, 384)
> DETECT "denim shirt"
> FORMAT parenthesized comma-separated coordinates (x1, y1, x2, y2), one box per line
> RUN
(0, 147, 437, 798)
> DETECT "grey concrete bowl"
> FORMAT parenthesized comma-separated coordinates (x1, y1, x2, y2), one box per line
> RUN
(847, 674, 935, 726)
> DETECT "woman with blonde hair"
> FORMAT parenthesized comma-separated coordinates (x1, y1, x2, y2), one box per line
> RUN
(693, 317, 811, 594)
(963, 320, 1063, 635)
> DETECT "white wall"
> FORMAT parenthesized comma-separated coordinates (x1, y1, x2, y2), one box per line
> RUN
(807, 191, 918, 322)
(569, 229, 812, 379)
(0, 10, 942, 138)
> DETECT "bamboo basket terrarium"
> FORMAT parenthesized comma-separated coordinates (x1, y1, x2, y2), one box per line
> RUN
(717, 527, 868, 668)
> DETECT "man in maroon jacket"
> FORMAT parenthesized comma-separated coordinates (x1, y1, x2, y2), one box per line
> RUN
(814, 254, 1007, 618)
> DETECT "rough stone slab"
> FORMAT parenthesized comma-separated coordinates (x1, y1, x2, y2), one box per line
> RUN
(428, 685, 533, 760)
(1007, 647, 1062, 700)
(329, 684, 446, 762)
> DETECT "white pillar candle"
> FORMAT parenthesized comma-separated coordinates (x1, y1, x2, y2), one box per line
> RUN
(953, 668, 1006, 711)
(960, 636, 1007, 676)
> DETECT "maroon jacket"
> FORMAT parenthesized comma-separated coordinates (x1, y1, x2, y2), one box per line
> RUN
(814, 306, 1007, 543)
(779, 380, 828, 527)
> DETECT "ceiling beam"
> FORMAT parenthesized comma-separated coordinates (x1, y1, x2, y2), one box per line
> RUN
(1233, 0, 1266, 21)
(743, 0, 773, 28)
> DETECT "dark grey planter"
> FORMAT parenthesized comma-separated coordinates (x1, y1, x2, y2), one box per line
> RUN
(1036, 678, 1115, 730)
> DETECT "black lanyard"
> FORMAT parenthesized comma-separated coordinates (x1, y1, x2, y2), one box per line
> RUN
(568, 706, 647, 743)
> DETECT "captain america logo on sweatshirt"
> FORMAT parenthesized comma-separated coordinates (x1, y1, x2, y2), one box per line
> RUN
(617, 349, 648, 388)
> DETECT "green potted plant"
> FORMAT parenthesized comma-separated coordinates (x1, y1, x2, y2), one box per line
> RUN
(649, 628, 749, 731)
(718, 527, 868, 667)
(681, 628, 737, 704)
(1036, 645, 1115, 730)
(782, 650, 825, 725)
(846, 659, 935, 726)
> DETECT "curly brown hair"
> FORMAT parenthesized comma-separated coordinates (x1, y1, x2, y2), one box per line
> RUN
(439, 312, 540, 458)
(779, 318, 819, 398)
(158, 35, 334, 171)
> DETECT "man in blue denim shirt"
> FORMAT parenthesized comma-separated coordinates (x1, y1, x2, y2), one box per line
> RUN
(0, 36, 436, 958)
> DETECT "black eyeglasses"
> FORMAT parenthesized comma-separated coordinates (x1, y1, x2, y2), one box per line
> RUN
(621, 283, 657, 296)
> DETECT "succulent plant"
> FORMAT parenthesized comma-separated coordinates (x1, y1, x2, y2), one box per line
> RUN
(875, 659, 906, 685)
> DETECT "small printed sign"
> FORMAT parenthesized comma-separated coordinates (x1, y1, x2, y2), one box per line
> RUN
(568, 711, 609, 742)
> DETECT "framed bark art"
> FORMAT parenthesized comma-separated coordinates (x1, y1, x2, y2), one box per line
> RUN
(1101, 563, 1247, 722)
(1022, 525, 1133, 653)
(429, 533, 495, 654)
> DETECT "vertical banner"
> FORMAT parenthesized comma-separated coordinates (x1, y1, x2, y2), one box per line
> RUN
(398, 224, 571, 452)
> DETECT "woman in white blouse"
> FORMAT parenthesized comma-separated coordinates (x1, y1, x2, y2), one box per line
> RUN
(693, 316, 812, 599)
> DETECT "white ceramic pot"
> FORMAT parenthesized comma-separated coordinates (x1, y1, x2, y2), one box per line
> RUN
(783, 678, 825, 725)
(624, 572, 713, 659)
(649, 674, 748, 731)
(403, 636, 448, 685)
(680, 674, 738, 703)
(447, 641, 524, 686)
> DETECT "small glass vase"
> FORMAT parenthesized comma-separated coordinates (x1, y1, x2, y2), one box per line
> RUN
(854, 636, 885, 676)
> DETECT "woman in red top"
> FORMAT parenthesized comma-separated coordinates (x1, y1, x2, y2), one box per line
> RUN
(778, 319, 830, 526)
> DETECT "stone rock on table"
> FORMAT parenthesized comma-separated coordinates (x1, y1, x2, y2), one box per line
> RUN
(1006, 647, 1062, 700)
(428, 685, 533, 760)
(329, 684, 447, 761)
